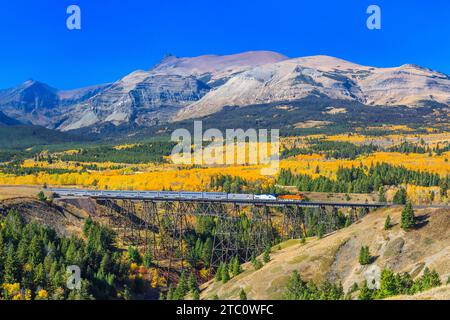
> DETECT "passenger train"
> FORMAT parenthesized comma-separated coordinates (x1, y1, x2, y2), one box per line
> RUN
(48, 188, 301, 201)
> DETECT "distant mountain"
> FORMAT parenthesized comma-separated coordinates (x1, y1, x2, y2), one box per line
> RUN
(0, 80, 110, 128)
(0, 51, 449, 136)
(174, 55, 450, 121)
(56, 51, 287, 131)
(56, 71, 210, 131)
(150, 51, 288, 87)
(0, 80, 60, 126)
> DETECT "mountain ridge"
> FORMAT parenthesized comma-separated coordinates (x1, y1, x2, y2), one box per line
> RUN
(174, 55, 450, 121)
(0, 51, 449, 135)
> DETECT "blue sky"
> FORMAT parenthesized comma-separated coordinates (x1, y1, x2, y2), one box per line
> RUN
(1, 0, 449, 90)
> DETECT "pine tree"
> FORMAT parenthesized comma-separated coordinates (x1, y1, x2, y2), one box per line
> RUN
(300, 233, 306, 244)
(384, 215, 392, 230)
(143, 250, 152, 268)
(202, 238, 213, 267)
(188, 272, 198, 292)
(358, 246, 371, 265)
(192, 289, 200, 300)
(173, 271, 188, 300)
(4, 245, 19, 283)
(417, 267, 441, 291)
(230, 256, 241, 277)
(283, 271, 307, 300)
(358, 280, 373, 300)
(239, 289, 247, 300)
(393, 188, 407, 205)
(100, 253, 111, 274)
(316, 224, 324, 239)
(344, 216, 351, 228)
(34, 262, 46, 288)
(127, 246, 141, 264)
(263, 246, 271, 263)
(166, 286, 174, 300)
(401, 202, 415, 230)
(37, 191, 47, 202)
(251, 257, 263, 270)
(378, 187, 387, 202)
(221, 263, 230, 283)
(376, 269, 397, 298)
(214, 263, 223, 282)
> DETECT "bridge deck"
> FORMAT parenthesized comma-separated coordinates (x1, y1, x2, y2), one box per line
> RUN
(92, 197, 388, 208)
(53, 192, 388, 208)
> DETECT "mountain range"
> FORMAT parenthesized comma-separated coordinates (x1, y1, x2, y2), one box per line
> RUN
(1, 51, 449, 137)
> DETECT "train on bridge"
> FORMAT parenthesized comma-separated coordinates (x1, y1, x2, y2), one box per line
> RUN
(49, 188, 305, 202)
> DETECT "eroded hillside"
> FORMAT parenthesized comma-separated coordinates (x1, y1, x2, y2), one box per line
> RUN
(200, 207, 450, 300)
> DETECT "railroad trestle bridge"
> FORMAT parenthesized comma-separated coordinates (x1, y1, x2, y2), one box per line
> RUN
(54, 190, 387, 277)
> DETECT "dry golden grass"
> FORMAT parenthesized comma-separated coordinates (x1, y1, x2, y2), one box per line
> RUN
(200, 207, 450, 300)
(388, 284, 450, 300)
(0, 185, 43, 200)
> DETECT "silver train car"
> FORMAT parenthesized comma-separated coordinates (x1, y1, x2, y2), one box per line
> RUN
(49, 188, 277, 201)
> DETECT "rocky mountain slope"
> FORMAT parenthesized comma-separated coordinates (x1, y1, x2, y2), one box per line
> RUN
(1, 51, 449, 134)
(175, 56, 450, 120)
(0, 80, 109, 127)
(199, 207, 450, 300)
(56, 51, 287, 131)
(151, 51, 288, 87)
(0, 110, 20, 125)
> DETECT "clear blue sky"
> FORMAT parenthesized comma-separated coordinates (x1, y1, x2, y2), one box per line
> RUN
(1, 0, 449, 90)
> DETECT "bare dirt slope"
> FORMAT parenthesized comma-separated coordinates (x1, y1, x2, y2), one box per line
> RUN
(200, 207, 450, 300)
(0, 196, 87, 237)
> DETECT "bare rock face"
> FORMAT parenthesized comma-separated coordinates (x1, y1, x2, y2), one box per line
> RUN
(0, 80, 110, 128)
(1, 52, 449, 131)
(57, 72, 210, 131)
(0, 80, 60, 126)
(174, 56, 450, 121)
(0, 110, 21, 125)
(151, 51, 289, 86)
(56, 51, 288, 131)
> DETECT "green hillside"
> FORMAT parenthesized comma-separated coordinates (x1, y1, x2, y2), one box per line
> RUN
(0, 125, 87, 149)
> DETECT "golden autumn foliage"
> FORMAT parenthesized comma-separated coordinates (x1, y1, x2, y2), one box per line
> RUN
(199, 268, 210, 280)
(1, 283, 32, 300)
(130, 263, 138, 273)
(0, 132, 448, 206)
(1, 151, 448, 192)
(36, 289, 49, 300)
(151, 269, 159, 288)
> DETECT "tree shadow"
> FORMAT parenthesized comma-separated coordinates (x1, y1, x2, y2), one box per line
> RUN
(413, 214, 429, 230)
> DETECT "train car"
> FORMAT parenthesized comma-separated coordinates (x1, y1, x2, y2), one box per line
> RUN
(203, 192, 227, 200)
(50, 188, 79, 197)
(159, 191, 181, 199)
(180, 192, 204, 199)
(141, 191, 160, 199)
(122, 191, 140, 198)
(254, 194, 277, 201)
(277, 194, 305, 201)
(89, 190, 101, 197)
(227, 193, 254, 200)
(71, 189, 89, 197)
(103, 191, 118, 197)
